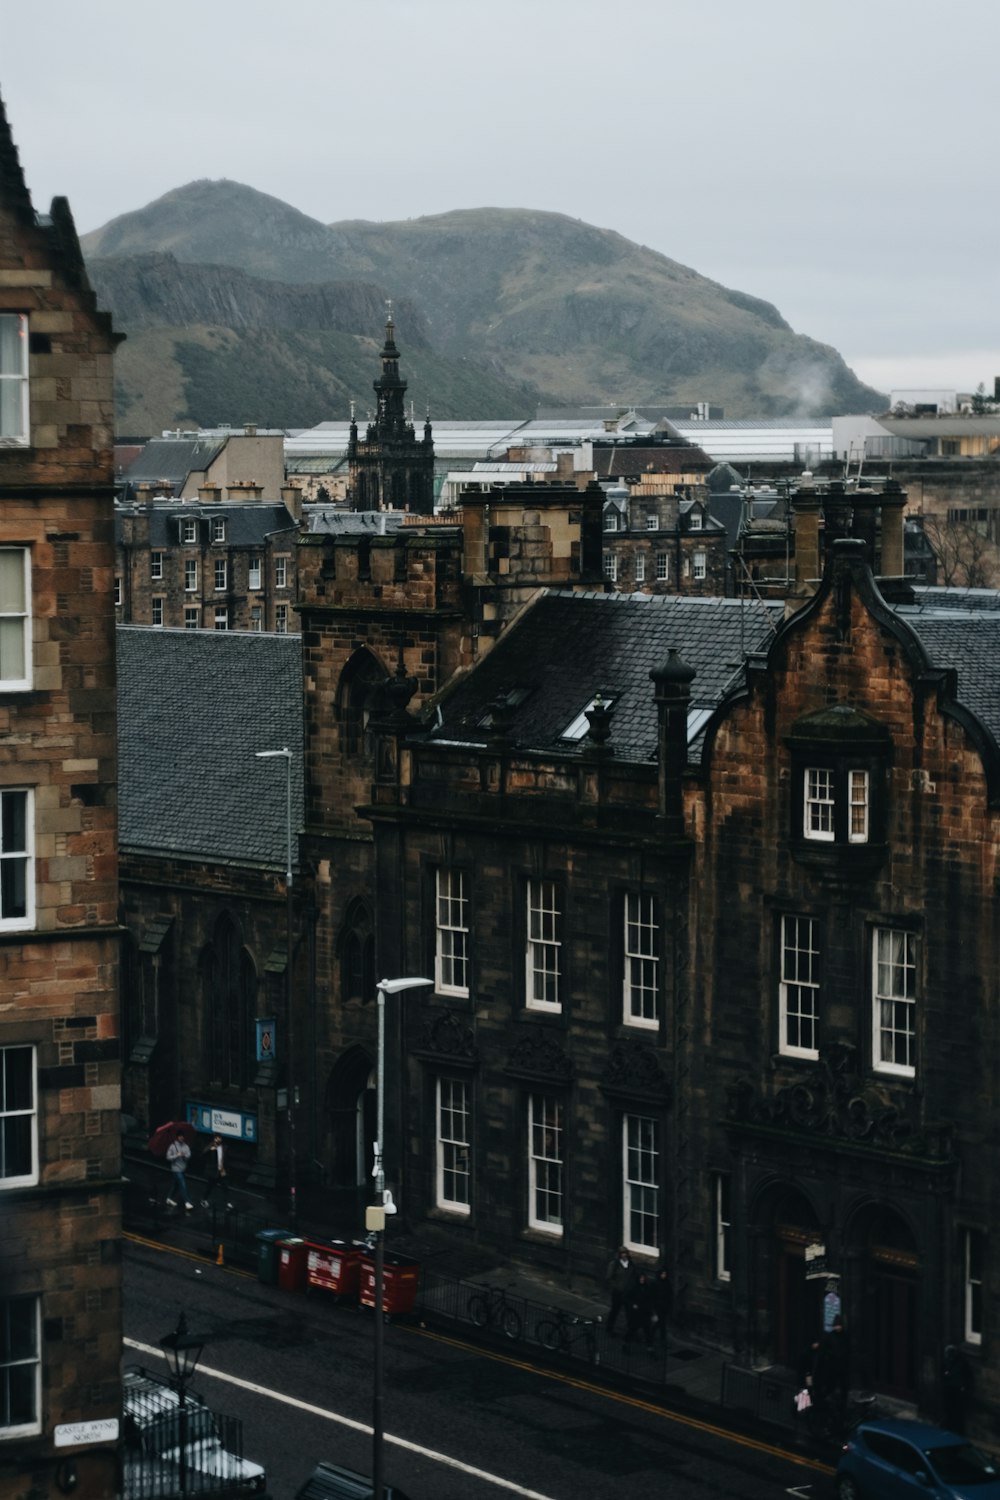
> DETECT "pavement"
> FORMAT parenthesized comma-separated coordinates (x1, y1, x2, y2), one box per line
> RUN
(123, 1150, 817, 1454)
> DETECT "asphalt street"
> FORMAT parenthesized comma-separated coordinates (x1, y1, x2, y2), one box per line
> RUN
(123, 1237, 830, 1500)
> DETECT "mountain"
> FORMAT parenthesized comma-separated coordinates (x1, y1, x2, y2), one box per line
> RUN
(82, 181, 884, 432)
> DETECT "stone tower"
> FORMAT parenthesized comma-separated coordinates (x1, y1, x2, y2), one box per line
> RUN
(346, 307, 435, 512)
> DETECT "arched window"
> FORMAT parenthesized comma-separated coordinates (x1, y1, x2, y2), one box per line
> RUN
(203, 914, 257, 1089)
(336, 648, 388, 756)
(339, 898, 375, 1007)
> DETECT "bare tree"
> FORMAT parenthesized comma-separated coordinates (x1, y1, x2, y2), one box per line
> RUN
(921, 514, 1000, 588)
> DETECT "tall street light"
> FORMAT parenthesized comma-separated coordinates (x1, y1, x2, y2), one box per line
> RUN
(369, 975, 432, 1500)
(256, 746, 296, 1224)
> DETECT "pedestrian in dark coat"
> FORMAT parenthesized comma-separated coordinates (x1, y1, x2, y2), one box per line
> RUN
(200, 1134, 232, 1209)
(605, 1247, 634, 1336)
(652, 1262, 672, 1346)
(624, 1269, 655, 1350)
(942, 1345, 972, 1433)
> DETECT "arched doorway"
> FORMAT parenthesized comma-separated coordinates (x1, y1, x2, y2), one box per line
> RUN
(751, 1182, 823, 1368)
(324, 1046, 375, 1230)
(849, 1204, 919, 1399)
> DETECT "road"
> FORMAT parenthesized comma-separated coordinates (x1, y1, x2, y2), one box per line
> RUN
(123, 1237, 829, 1500)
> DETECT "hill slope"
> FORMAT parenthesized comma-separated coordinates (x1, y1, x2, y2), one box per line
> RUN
(83, 182, 883, 427)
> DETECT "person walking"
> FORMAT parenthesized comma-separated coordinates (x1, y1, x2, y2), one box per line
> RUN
(652, 1261, 672, 1347)
(624, 1269, 656, 1352)
(942, 1345, 972, 1433)
(605, 1247, 634, 1337)
(165, 1130, 193, 1210)
(200, 1134, 232, 1210)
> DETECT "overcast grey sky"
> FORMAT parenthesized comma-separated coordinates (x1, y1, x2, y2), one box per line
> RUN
(4, 0, 997, 394)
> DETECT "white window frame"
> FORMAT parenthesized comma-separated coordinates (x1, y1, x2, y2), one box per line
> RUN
(603, 509, 619, 532)
(623, 1113, 659, 1254)
(964, 1228, 984, 1346)
(248, 557, 262, 591)
(873, 926, 917, 1077)
(150, 551, 163, 581)
(213, 606, 229, 632)
(646, 512, 659, 531)
(0, 548, 31, 690)
(0, 1294, 41, 1438)
(528, 1093, 563, 1236)
(693, 549, 707, 580)
(779, 914, 820, 1059)
(181, 519, 198, 545)
(184, 559, 198, 593)
(526, 879, 561, 1012)
(211, 517, 226, 543)
(275, 605, 288, 635)
(804, 767, 835, 841)
(624, 892, 659, 1028)
(151, 597, 164, 628)
(435, 868, 469, 997)
(114, 576, 122, 608)
(184, 607, 199, 630)
(634, 552, 646, 583)
(275, 557, 288, 589)
(0, 789, 33, 932)
(214, 558, 227, 592)
(715, 1173, 732, 1282)
(0, 1046, 38, 1189)
(436, 1077, 471, 1215)
(0, 314, 29, 447)
(656, 551, 669, 581)
(602, 550, 618, 582)
(689, 510, 703, 531)
(849, 770, 870, 843)
(250, 606, 262, 633)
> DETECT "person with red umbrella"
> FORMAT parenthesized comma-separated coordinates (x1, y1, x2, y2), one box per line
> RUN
(166, 1128, 193, 1209)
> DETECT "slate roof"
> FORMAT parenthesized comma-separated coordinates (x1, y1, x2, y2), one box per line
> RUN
(115, 502, 296, 547)
(899, 611, 1000, 746)
(432, 591, 783, 763)
(124, 438, 227, 489)
(117, 627, 303, 866)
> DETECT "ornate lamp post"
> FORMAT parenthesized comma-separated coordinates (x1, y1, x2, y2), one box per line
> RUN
(159, 1313, 204, 1497)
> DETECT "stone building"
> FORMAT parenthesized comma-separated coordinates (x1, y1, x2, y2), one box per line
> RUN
(346, 309, 434, 512)
(120, 437, 1000, 1431)
(0, 96, 121, 1498)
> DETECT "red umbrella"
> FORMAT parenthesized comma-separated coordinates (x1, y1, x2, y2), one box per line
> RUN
(147, 1120, 198, 1158)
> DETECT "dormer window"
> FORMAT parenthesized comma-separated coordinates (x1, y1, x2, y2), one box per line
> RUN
(689, 510, 703, 531)
(646, 512, 658, 531)
(787, 705, 890, 868)
(181, 519, 198, 544)
(604, 509, 619, 532)
(211, 518, 226, 543)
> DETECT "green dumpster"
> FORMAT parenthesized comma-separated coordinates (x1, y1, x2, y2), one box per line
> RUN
(256, 1227, 293, 1285)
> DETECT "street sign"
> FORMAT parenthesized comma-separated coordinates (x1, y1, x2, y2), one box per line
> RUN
(186, 1102, 257, 1142)
(54, 1417, 120, 1448)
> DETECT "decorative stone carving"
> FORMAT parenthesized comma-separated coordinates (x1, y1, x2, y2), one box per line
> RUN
(417, 1009, 478, 1065)
(601, 1036, 670, 1102)
(505, 1032, 574, 1083)
(726, 1042, 953, 1161)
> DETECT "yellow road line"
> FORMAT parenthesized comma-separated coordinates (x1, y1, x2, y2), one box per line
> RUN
(124, 1233, 833, 1475)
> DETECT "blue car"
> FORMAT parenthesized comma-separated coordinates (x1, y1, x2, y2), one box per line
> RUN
(837, 1418, 1000, 1500)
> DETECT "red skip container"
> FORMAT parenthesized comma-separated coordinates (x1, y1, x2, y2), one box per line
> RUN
(359, 1252, 420, 1316)
(305, 1238, 364, 1301)
(277, 1237, 308, 1293)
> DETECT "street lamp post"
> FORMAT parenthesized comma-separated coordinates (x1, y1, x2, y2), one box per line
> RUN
(159, 1312, 204, 1498)
(256, 746, 296, 1224)
(369, 976, 432, 1500)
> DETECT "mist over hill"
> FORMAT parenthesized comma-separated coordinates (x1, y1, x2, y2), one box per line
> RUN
(83, 180, 884, 433)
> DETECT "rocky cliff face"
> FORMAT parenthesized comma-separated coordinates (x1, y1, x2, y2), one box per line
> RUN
(82, 182, 885, 430)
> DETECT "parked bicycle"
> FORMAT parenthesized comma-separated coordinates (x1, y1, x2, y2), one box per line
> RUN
(467, 1283, 523, 1340)
(534, 1307, 601, 1364)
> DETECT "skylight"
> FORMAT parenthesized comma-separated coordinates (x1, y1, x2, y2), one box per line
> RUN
(562, 693, 616, 741)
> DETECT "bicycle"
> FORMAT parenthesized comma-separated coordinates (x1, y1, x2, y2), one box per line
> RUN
(534, 1307, 601, 1364)
(467, 1283, 523, 1340)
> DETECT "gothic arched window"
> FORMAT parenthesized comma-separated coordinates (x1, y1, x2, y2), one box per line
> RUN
(339, 899, 375, 1007)
(336, 648, 387, 756)
(203, 914, 257, 1089)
